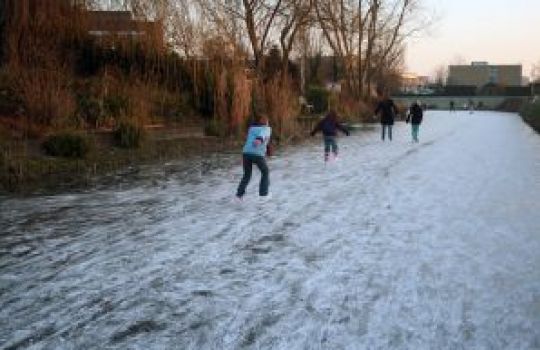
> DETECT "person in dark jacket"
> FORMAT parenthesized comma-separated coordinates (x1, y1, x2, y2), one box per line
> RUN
(310, 110, 350, 162)
(374, 92, 399, 141)
(468, 99, 475, 114)
(406, 100, 423, 142)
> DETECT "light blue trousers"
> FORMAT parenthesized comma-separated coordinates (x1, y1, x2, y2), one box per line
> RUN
(411, 124, 420, 142)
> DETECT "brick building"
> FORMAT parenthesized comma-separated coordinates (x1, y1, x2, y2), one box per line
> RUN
(85, 11, 164, 51)
(448, 62, 522, 87)
(2, 0, 164, 52)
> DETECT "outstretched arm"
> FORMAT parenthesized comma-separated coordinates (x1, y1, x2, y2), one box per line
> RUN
(337, 123, 350, 136)
(374, 101, 383, 116)
(310, 121, 322, 136)
(392, 101, 400, 117)
(266, 141, 274, 157)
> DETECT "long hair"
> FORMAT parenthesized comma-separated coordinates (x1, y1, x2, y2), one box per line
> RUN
(257, 115, 269, 125)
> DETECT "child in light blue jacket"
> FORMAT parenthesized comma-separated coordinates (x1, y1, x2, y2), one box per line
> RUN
(236, 116, 272, 200)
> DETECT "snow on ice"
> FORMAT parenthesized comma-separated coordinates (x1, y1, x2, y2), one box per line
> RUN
(1, 111, 539, 349)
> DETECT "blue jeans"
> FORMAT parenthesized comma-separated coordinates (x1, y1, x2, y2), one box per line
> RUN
(236, 154, 269, 197)
(382, 125, 393, 141)
(411, 124, 420, 142)
(324, 136, 338, 155)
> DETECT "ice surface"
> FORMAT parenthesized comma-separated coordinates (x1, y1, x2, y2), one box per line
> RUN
(1, 111, 539, 349)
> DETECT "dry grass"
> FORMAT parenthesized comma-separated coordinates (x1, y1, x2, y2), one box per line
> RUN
(2, 1, 308, 143)
(264, 78, 301, 142)
(229, 68, 252, 135)
(212, 65, 253, 136)
(10, 64, 77, 128)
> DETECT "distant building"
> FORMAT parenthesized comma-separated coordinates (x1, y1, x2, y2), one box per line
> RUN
(400, 72, 430, 94)
(3, 0, 80, 25)
(85, 11, 164, 51)
(2, 1, 164, 51)
(448, 62, 522, 87)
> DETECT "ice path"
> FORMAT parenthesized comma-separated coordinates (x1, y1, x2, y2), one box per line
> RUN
(1, 111, 540, 349)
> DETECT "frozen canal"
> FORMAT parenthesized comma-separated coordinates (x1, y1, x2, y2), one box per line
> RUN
(1, 111, 540, 349)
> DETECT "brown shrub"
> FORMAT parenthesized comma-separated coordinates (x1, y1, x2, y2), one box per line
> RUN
(264, 78, 301, 142)
(229, 69, 252, 135)
(10, 64, 76, 128)
(213, 66, 252, 136)
(329, 92, 374, 122)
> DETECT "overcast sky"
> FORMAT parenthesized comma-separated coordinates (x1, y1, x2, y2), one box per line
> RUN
(405, 0, 540, 78)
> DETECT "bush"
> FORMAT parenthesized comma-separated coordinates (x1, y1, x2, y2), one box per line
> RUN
(497, 98, 526, 113)
(43, 133, 91, 158)
(204, 119, 226, 137)
(0, 73, 23, 116)
(306, 86, 330, 114)
(114, 122, 145, 148)
(104, 95, 129, 119)
(520, 100, 540, 133)
(76, 95, 103, 127)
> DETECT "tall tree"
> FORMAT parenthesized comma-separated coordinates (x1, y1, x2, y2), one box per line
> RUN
(277, 0, 313, 81)
(0, 0, 6, 65)
(314, 0, 363, 94)
(315, 0, 425, 98)
(197, 0, 285, 73)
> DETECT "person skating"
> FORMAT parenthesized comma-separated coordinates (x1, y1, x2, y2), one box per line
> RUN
(468, 99, 475, 114)
(374, 89, 399, 141)
(406, 100, 423, 143)
(236, 115, 272, 201)
(449, 100, 456, 112)
(310, 110, 350, 162)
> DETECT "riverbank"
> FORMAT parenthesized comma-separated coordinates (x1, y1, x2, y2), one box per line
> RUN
(520, 99, 540, 133)
(0, 119, 322, 195)
(0, 127, 244, 195)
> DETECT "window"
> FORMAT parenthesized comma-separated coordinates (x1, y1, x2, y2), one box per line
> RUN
(489, 67, 499, 84)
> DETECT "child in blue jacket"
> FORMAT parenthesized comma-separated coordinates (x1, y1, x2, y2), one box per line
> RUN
(236, 116, 272, 200)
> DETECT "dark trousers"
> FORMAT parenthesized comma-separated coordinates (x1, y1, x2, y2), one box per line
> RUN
(382, 125, 393, 141)
(236, 154, 269, 197)
(324, 136, 338, 155)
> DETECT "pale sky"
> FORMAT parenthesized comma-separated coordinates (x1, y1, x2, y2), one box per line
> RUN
(405, 0, 540, 79)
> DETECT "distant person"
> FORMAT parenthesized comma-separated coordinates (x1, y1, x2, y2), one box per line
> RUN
(236, 115, 272, 201)
(477, 101, 484, 110)
(310, 110, 350, 162)
(468, 99, 475, 114)
(450, 100, 456, 112)
(406, 100, 424, 143)
(374, 89, 399, 141)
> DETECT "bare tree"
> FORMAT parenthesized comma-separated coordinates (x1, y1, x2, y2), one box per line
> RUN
(111, 0, 169, 19)
(197, 0, 285, 73)
(276, 0, 313, 80)
(314, 0, 427, 98)
(0, 0, 6, 65)
(314, 0, 364, 94)
(532, 61, 540, 83)
(433, 64, 447, 86)
(368, 0, 427, 96)
(167, 1, 205, 58)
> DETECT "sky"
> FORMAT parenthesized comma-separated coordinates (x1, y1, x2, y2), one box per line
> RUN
(405, 0, 540, 79)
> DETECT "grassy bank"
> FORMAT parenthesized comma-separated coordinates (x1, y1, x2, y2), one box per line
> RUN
(520, 99, 540, 133)
(0, 130, 242, 194)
